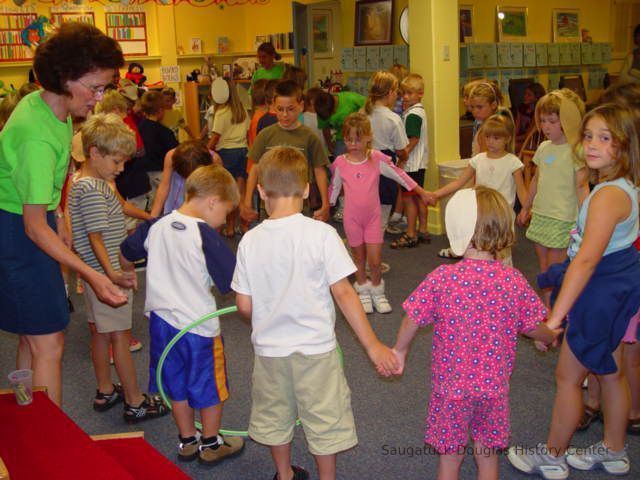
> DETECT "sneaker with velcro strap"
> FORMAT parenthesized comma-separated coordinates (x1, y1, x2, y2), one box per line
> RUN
(566, 441, 630, 475)
(177, 433, 201, 462)
(507, 443, 569, 479)
(198, 434, 245, 465)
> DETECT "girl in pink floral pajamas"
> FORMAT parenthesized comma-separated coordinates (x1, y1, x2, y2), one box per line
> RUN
(391, 187, 559, 480)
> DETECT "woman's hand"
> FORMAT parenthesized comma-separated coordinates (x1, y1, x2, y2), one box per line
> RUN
(86, 271, 128, 307)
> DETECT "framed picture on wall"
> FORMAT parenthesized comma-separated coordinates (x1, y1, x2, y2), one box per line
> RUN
(459, 5, 474, 43)
(354, 0, 393, 46)
(312, 9, 334, 57)
(497, 6, 528, 42)
(190, 38, 202, 54)
(553, 9, 580, 43)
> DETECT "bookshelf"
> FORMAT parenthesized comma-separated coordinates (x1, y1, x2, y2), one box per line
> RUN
(105, 12, 147, 56)
(0, 12, 37, 63)
(51, 12, 95, 27)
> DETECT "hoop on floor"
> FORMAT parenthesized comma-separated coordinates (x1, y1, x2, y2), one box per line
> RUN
(155, 306, 345, 437)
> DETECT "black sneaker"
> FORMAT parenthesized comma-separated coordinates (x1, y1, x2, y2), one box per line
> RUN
(272, 465, 309, 480)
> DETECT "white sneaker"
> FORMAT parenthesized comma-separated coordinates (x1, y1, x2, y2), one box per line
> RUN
(370, 280, 392, 314)
(353, 281, 373, 314)
(566, 441, 630, 475)
(507, 443, 569, 480)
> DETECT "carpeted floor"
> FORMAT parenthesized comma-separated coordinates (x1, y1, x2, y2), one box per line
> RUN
(1, 224, 638, 479)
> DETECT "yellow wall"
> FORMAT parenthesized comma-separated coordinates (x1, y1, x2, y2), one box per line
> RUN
(462, 0, 617, 104)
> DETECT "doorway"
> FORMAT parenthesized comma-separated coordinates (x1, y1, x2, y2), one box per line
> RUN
(292, 0, 342, 88)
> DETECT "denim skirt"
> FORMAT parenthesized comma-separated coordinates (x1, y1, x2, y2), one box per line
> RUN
(0, 210, 69, 335)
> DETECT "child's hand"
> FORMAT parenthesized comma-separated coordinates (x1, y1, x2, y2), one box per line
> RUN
(240, 202, 258, 223)
(313, 205, 330, 222)
(535, 327, 563, 352)
(517, 208, 531, 227)
(391, 348, 406, 375)
(534, 340, 549, 352)
(109, 270, 137, 289)
(419, 191, 437, 206)
(368, 342, 398, 377)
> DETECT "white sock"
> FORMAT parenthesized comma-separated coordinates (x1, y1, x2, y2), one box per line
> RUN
(390, 212, 403, 222)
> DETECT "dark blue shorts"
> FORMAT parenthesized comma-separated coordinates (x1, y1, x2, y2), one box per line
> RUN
(0, 210, 69, 335)
(379, 150, 399, 205)
(148, 312, 229, 409)
(219, 148, 248, 180)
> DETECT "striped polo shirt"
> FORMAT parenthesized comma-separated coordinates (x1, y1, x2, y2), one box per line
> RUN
(69, 177, 126, 274)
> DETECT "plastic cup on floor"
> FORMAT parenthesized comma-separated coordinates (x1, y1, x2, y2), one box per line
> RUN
(8, 369, 33, 406)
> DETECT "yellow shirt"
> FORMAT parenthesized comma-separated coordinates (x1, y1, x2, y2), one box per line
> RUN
(212, 106, 249, 150)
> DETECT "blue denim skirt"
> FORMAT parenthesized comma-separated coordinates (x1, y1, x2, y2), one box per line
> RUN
(0, 210, 69, 335)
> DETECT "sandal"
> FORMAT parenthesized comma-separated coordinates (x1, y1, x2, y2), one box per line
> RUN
(123, 393, 169, 424)
(628, 416, 640, 435)
(93, 384, 124, 412)
(391, 233, 419, 249)
(418, 232, 431, 244)
(438, 247, 462, 259)
(576, 405, 601, 431)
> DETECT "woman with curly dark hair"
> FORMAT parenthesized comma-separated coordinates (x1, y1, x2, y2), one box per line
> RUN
(0, 22, 131, 406)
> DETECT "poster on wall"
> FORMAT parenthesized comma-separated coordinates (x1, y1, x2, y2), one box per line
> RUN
(553, 9, 580, 43)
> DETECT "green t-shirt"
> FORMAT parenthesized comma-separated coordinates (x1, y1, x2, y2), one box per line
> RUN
(249, 123, 329, 182)
(532, 140, 584, 222)
(0, 90, 73, 214)
(251, 64, 286, 84)
(317, 91, 366, 140)
(405, 113, 422, 138)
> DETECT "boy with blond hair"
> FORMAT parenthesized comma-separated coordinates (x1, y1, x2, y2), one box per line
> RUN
(232, 147, 397, 480)
(391, 73, 430, 248)
(69, 113, 168, 423)
(120, 164, 244, 464)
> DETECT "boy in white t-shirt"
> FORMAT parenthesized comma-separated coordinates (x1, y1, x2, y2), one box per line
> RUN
(120, 165, 245, 466)
(231, 147, 397, 480)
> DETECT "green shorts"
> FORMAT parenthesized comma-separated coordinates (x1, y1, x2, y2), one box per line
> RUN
(526, 213, 574, 249)
(249, 349, 357, 455)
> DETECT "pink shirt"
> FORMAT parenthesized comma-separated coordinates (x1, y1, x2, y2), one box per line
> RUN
(329, 149, 417, 211)
(403, 259, 546, 399)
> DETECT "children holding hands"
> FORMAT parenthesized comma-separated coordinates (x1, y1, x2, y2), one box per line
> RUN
(430, 114, 526, 263)
(509, 103, 640, 479)
(517, 89, 590, 307)
(329, 113, 432, 314)
(232, 147, 398, 480)
(241, 80, 331, 223)
(392, 187, 560, 480)
(120, 164, 244, 464)
(69, 113, 167, 423)
(390, 73, 430, 249)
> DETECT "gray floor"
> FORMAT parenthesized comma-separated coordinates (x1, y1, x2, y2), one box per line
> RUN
(1, 225, 638, 480)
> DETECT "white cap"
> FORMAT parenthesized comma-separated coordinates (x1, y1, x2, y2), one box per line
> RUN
(211, 77, 229, 105)
(445, 188, 477, 257)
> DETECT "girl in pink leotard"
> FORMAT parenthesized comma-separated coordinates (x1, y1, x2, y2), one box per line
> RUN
(329, 112, 431, 314)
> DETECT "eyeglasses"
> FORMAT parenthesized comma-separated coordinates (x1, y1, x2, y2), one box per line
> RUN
(76, 79, 106, 98)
